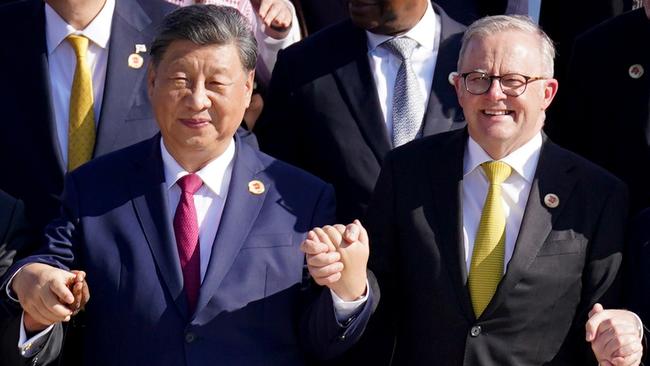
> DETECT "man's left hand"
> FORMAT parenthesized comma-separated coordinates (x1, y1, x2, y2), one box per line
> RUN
(586, 303, 643, 366)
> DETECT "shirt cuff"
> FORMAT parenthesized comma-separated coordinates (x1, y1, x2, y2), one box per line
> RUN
(330, 281, 370, 324)
(18, 312, 55, 358)
(5, 265, 28, 302)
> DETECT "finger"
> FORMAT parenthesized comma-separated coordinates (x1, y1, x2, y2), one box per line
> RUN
(312, 272, 342, 286)
(35, 293, 71, 324)
(587, 305, 610, 341)
(309, 261, 344, 279)
(603, 333, 642, 360)
(323, 225, 343, 248)
(300, 238, 330, 255)
(81, 281, 90, 307)
(270, 7, 292, 29)
(590, 302, 605, 318)
(313, 227, 336, 252)
(306, 251, 341, 267)
(257, 0, 271, 18)
(50, 278, 75, 305)
(263, 4, 283, 28)
(24, 306, 52, 328)
(611, 337, 643, 359)
(333, 224, 346, 234)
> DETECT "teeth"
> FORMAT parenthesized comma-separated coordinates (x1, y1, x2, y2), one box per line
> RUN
(484, 110, 510, 115)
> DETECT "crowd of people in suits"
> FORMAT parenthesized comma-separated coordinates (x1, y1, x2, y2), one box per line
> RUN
(0, 0, 649, 365)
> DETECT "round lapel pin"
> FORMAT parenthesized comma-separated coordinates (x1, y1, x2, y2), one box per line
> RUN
(629, 64, 644, 79)
(544, 193, 559, 208)
(448, 71, 458, 86)
(248, 180, 265, 195)
(128, 53, 144, 69)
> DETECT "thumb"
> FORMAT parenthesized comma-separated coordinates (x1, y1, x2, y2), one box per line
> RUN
(50, 274, 76, 305)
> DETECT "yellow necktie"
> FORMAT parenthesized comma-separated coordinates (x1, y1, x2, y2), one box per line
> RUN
(67, 35, 96, 171)
(469, 161, 512, 317)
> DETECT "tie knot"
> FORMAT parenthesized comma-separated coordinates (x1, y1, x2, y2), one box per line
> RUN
(481, 161, 512, 185)
(383, 37, 418, 60)
(177, 174, 203, 194)
(67, 35, 90, 58)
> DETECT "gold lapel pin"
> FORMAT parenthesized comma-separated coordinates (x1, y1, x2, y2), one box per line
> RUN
(629, 64, 644, 79)
(544, 193, 559, 208)
(127, 53, 144, 69)
(248, 180, 265, 195)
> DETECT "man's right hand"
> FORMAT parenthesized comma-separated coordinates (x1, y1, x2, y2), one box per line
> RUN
(12, 263, 88, 331)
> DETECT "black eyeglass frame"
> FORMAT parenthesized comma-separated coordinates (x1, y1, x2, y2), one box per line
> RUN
(460, 71, 547, 97)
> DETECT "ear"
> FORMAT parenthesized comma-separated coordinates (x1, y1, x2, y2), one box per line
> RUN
(244, 70, 255, 108)
(541, 78, 559, 110)
(146, 62, 156, 100)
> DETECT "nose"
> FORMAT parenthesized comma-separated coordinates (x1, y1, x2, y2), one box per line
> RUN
(484, 78, 507, 101)
(185, 84, 211, 111)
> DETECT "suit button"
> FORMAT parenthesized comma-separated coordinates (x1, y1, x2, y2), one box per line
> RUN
(185, 332, 196, 343)
(470, 325, 482, 337)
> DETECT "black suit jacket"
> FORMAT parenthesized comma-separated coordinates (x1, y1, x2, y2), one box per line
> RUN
(0, 0, 175, 236)
(0, 191, 59, 366)
(255, 2, 465, 223)
(546, 8, 650, 215)
(363, 129, 627, 365)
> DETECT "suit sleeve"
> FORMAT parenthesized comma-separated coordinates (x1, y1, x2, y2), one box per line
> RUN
(299, 182, 379, 360)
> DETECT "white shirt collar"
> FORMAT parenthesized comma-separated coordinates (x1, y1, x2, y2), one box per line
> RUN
(464, 132, 543, 183)
(45, 0, 115, 55)
(365, 0, 436, 53)
(161, 138, 236, 198)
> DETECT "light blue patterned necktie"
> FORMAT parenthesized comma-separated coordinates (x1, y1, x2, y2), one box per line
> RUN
(383, 37, 424, 147)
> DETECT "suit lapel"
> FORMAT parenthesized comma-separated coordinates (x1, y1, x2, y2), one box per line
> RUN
(422, 3, 466, 137)
(481, 139, 578, 318)
(193, 137, 268, 321)
(94, 0, 153, 156)
(332, 22, 392, 162)
(426, 130, 475, 320)
(30, 1, 66, 178)
(129, 136, 186, 317)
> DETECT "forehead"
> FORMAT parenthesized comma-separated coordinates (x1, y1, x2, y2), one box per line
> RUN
(460, 30, 543, 74)
(157, 39, 243, 72)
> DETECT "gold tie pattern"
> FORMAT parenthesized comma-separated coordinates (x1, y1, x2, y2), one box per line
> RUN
(469, 161, 512, 317)
(67, 35, 96, 171)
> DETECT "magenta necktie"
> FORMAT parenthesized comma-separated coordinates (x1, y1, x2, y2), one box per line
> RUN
(173, 174, 203, 314)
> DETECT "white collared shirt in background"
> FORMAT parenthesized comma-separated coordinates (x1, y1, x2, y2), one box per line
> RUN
(46, 0, 114, 169)
(366, 1, 440, 141)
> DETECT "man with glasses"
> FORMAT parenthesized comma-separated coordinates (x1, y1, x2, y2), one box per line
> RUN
(308, 15, 643, 365)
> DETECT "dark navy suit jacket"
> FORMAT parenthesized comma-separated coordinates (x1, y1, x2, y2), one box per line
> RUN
(0, 0, 175, 235)
(6, 134, 376, 365)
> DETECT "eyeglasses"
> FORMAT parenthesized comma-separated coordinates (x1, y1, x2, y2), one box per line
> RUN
(460, 72, 546, 97)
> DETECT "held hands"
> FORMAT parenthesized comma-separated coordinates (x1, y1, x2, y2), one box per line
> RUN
(12, 263, 90, 333)
(250, 0, 293, 39)
(586, 303, 643, 366)
(300, 220, 369, 301)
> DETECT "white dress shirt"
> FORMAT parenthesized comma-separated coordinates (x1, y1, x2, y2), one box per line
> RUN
(46, 0, 114, 169)
(366, 0, 440, 140)
(462, 133, 542, 274)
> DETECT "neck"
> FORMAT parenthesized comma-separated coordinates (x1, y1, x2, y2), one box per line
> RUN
(47, 0, 106, 30)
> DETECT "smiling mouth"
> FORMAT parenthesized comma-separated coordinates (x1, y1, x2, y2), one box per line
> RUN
(482, 109, 514, 116)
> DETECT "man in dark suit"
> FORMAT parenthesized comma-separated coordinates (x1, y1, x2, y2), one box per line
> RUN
(308, 15, 642, 365)
(4, 5, 376, 365)
(0, 0, 176, 236)
(546, 2, 650, 215)
(254, 0, 466, 223)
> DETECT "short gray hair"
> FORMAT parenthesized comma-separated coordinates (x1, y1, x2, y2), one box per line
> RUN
(150, 4, 257, 71)
(458, 15, 555, 77)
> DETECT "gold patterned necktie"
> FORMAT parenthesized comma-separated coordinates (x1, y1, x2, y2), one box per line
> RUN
(67, 35, 96, 171)
(468, 161, 512, 317)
